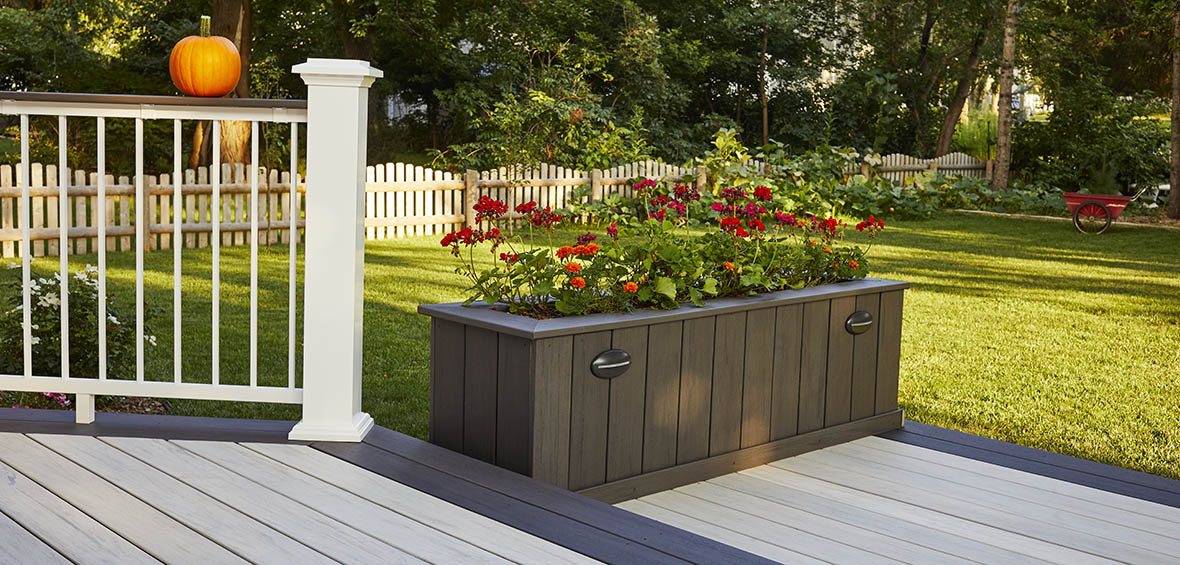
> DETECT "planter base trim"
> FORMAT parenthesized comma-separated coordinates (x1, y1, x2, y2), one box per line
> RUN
(578, 408, 903, 504)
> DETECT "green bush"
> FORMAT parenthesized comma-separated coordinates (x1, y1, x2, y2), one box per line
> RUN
(0, 265, 153, 379)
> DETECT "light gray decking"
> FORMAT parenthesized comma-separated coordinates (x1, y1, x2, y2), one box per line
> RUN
(618, 435, 1180, 565)
(0, 432, 594, 564)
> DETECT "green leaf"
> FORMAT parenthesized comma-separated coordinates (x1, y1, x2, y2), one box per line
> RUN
(689, 288, 704, 307)
(654, 277, 677, 301)
(555, 299, 578, 314)
(701, 278, 719, 296)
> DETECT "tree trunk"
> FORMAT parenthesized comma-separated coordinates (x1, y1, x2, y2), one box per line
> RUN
(1170, 2, 1180, 219)
(936, 35, 985, 157)
(192, 0, 253, 167)
(992, 0, 1019, 191)
(760, 28, 769, 146)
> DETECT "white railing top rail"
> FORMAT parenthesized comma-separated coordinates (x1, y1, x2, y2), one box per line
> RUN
(0, 91, 307, 122)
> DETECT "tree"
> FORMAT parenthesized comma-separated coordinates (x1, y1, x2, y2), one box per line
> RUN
(190, 0, 253, 168)
(1171, 1, 1180, 219)
(992, 0, 1019, 191)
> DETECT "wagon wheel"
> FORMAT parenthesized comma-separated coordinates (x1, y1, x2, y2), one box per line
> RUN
(1073, 200, 1112, 235)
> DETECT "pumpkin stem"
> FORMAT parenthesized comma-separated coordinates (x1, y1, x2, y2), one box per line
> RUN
(200, 15, 211, 37)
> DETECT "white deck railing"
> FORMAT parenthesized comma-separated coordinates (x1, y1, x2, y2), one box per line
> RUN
(0, 59, 382, 441)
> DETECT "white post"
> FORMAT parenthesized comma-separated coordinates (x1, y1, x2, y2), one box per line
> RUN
(288, 59, 383, 442)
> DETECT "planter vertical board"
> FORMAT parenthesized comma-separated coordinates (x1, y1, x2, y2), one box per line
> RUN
(421, 278, 908, 502)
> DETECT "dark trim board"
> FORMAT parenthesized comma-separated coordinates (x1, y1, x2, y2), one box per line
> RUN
(580, 409, 904, 504)
(323, 426, 772, 565)
(882, 420, 1180, 509)
(0, 407, 295, 443)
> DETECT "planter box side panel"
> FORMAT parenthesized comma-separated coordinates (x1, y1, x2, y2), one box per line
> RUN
(531, 336, 573, 488)
(875, 290, 905, 414)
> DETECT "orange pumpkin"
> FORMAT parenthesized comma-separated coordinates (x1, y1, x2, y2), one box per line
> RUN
(169, 16, 241, 97)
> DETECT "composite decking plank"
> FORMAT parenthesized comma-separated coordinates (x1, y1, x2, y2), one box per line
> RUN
(861, 435, 1180, 524)
(710, 471, 1044, 565)
(881, 427, 1180, 510)
(0, 458, 158, 564)
(98, 436, 422, 564)
(30, 433, 332, 565)
(353, 426, 766, 563)
(244, 442, 597, 565)
(0, 495, 71, 564)
(675, 481, 968, 564)
(742, 465, 1109, 565)
(814, 444, 1180, 556)
(895, 421, 1180, 498)
(616, 499, 826, 565)
(639, 490, 902, 565)
(777, 451, 1171, 563)
(835, 440, 1180, 538)
(176, 440, 507, 564)
(0, 433, 243, 564)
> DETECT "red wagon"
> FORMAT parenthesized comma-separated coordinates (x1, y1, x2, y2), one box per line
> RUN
(1062, 187, 1147, 235)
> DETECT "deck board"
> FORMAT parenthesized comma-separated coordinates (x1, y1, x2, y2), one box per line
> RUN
(0, 433, 243, 564)
(796, 445, 1180, 559)
(243, 441, 597, 565)
(0, 457, 157, 564)
(31, 433, 332, 565)
(175, 439, 508, 563)
(619, 435, 1180, 565)
(776, 449, 1174, 563)
(100, 436, 423, 564)
(0, 502, 70, 564)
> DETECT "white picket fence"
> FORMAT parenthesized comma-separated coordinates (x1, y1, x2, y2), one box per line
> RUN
(0, 152, 990, 256)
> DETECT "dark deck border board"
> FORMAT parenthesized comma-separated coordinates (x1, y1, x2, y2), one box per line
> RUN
(881, 421, 1180, 509)
(419, 278, 910, 339)
(579, 409, 904, 504)
(0, 407, 295, 443)
(337, 426, 772, 565)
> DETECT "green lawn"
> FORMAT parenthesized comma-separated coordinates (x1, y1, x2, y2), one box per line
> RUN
(5, 213, 1179, 479)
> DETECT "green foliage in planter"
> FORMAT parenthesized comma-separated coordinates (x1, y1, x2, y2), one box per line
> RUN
(445, 184, 881, 317)
(0, 264, 153, 379)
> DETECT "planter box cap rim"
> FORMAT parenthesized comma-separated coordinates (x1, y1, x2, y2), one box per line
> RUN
(419, 278, 909, 339)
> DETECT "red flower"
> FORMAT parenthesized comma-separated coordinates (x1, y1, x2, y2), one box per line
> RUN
(734, 227, 749, 237)
(577, 232, 597, 245)
(747, 218, 766, 232)
(515, 201, 538, 214)
(556, 246, 574, 259)
(565, 262, 582, 273)
(848, 261, 859, 269)
(649, 209, 668, 222)
(569, 277, 586, 288)
(753, 186, 773, 201)
(623, 281, 638, 293)
(473, 196, 508, 222)
(723, 261, 736, 272)
(500, 253, 519, 263)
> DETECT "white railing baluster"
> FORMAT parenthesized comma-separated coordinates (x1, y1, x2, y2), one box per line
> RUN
(288, 122, 298, 390)
(19, 114, 31, 377)
(212, 120, 221, 386)
(97, 117, 107, 381)
(135, 118, 144, 382)
(58, 116, 69, 379)
(173, 119, 182, 384)
(249, 120, 259, 388)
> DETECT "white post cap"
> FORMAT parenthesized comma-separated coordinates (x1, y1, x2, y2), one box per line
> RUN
(292, 58, 384, 88)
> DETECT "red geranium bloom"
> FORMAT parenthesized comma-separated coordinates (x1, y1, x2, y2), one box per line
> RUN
(473, 196, 508, 222)
(747, 218, 766, 231)
(753, 186, 772, 201)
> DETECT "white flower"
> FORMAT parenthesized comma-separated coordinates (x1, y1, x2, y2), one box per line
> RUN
(29, 336, 39, 345)
(37, 292, 59, 308)
(145, 335, 157, 346)
(84, 265, 98, 273)
(108, 315, 120, 325)
(5, 262, 18, 269)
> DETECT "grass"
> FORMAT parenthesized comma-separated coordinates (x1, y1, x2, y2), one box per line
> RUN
(4, 213, 1179, 479)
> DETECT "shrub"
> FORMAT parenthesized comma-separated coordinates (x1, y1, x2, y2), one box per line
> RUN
(0, 264, 153, 379)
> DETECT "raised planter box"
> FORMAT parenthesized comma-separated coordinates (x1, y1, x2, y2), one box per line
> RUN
(418, 277, 908, 502)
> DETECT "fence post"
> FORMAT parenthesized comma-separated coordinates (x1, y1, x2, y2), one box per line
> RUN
(928, 161, 939, 173)
(464, 170, 478, 228)
(590, 168, 603, 203)
(695, 165, 708, 194)
(288, 58, 384, 442)
(985, 159, 994, 179)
